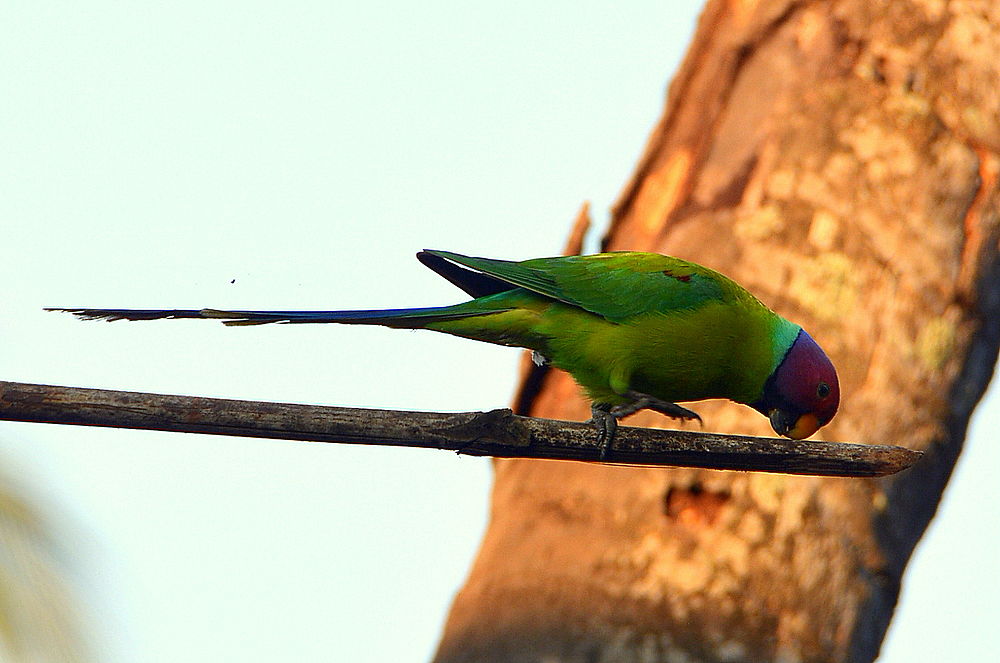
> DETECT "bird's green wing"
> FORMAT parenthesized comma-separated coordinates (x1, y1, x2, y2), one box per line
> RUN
(425, 250, 733, 321)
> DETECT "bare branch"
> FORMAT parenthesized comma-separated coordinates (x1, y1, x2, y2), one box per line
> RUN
(0, 381, 919, 477)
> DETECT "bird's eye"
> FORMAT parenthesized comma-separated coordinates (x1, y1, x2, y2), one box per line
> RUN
(817, 382, 830, 399)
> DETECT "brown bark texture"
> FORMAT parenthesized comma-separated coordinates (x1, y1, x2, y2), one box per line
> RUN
(434, 2, 1000, 662)
(0, 381, 919, 477)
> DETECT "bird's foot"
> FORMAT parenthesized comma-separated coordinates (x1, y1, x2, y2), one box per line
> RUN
(589, 403, 617, 460)
(589, 393, 703, 461)
(621, 391, 702, 426)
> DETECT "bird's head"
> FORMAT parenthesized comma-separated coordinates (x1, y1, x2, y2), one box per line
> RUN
(753, 329, 840, 439)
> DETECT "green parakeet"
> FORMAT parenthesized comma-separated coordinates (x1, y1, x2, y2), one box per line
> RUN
(49, 250, 840, 447)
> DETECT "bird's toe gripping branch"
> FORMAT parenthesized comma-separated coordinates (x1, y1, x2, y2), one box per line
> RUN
(621, 391, 702, 427)
(589, 403, 619, 460)
(590, 392, 703, 459)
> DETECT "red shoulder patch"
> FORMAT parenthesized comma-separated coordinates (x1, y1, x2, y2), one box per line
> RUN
(662, 270, 691, 283)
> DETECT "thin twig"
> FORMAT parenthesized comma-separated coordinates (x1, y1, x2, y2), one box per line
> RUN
(0, 381, 920, 477)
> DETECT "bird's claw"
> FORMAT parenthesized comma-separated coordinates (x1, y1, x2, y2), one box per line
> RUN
(622, 391, 702, 425)
(589, 403, 617, 460)
(589, 393, 703, 460)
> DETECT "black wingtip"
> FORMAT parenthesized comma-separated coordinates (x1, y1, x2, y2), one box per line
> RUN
(416, 249, 447, 262)
(416, 251, 512, 298)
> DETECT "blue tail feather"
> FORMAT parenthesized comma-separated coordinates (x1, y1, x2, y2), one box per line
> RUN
(45, 306, 478, 327)
(46, 250, 522, 327)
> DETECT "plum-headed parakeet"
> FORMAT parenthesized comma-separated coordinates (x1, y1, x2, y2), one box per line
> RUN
(49, 250, 840, 448)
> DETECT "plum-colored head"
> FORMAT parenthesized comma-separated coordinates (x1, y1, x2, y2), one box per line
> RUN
(753, 329, 840, 439)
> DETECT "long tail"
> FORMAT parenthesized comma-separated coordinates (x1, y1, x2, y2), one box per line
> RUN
(44, 306, 489, 328)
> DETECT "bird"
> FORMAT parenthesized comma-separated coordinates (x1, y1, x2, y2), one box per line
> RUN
(48, 250, 840, 455)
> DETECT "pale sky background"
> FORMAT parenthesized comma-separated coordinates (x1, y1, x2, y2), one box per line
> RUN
(1, 2, 996, 662)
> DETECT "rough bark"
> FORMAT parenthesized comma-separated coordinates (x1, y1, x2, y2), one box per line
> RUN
(0, 381, 919, 477)
(434, 2, 1000, 662)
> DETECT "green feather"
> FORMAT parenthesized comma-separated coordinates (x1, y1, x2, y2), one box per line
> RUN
(421, 251, 800, 407)
(55, 250, 805, 413)
(425, 250, 729, 321)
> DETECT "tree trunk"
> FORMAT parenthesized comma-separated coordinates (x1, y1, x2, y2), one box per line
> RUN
(434, 1, 1000, 662)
